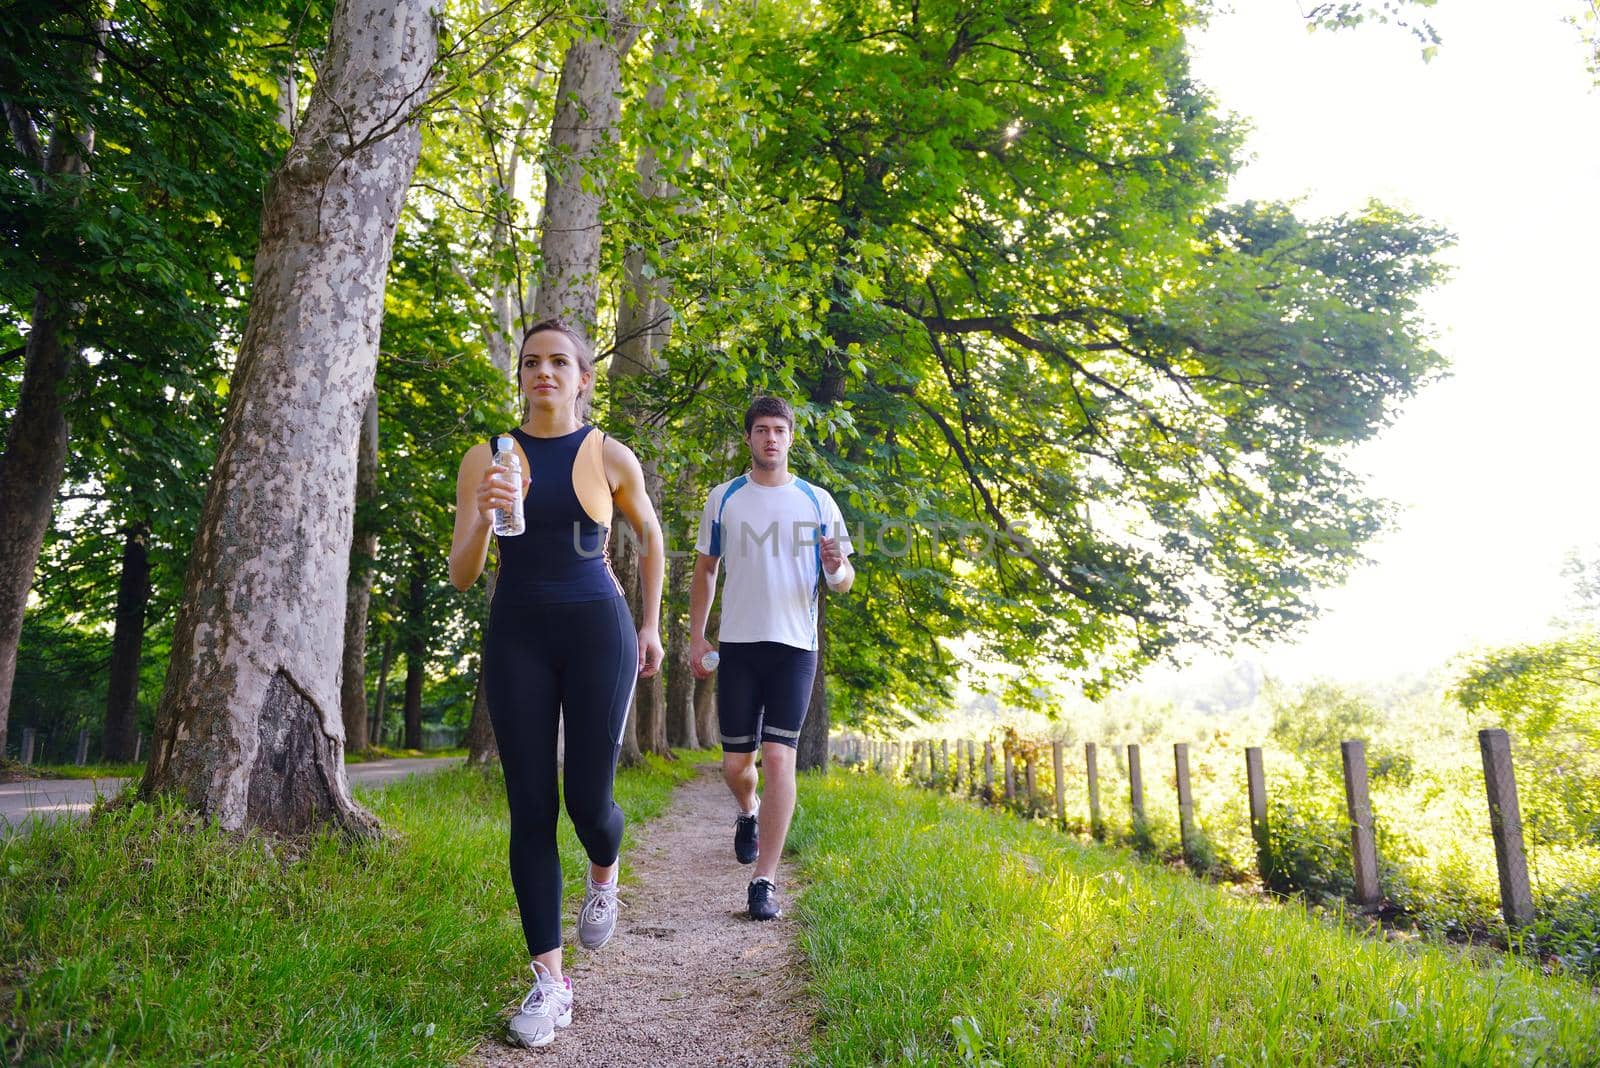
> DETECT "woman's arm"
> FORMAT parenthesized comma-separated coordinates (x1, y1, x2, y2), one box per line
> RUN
(604, 436, 665, 675)
(449, 443, 510, 591)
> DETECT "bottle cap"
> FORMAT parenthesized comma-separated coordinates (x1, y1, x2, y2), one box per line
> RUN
(495, 435, 514, 454)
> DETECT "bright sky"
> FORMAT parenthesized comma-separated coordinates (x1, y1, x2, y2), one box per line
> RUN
(1173, 2, 1600, 684)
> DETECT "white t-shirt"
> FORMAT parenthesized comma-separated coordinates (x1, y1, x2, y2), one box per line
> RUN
(695, 473, 853, 651)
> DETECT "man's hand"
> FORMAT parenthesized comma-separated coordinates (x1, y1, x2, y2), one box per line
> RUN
(820, 534, 844, 574)
(690, 634, 717, 679)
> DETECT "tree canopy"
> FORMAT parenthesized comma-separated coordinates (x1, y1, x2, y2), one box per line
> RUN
(4, 0, 1456, 780)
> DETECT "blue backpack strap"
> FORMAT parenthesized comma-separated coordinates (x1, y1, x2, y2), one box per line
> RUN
(707, 475, 749, 557)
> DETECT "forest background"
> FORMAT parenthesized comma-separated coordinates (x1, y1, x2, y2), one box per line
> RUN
(3, 0, 1598, 977)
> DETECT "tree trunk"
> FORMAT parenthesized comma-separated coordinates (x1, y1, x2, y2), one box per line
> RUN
(372, 633, 394, 747)
(141, 0, 436, 836)
(531, 0, 633, 334)
(465, 665, 497, 765)
(796, 591, 829, 772)
(340, 392, 379, 752)
(693, 673, 716, 750)
(664, 547, 696, 749)
(0, 20, 102, 759)
(403, 557, 427, 751)
(103, 523, 151, 762)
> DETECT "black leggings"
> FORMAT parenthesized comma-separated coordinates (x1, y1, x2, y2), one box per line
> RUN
(485, 593, 638, 957)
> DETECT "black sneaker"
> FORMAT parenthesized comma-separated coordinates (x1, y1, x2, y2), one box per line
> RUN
(747, 877, 782, 921)
(734, 812, 759, 865)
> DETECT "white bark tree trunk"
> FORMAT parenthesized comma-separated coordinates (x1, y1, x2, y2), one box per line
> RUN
(531, 0, 634, 338)
(142, 0, 438, 835)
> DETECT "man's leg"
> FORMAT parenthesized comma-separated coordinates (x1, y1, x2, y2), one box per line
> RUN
(722, 749, 759, 812)
(745, 644, 816, 919)
(752, 741, 795, 882)
(716, 642, 764, 864)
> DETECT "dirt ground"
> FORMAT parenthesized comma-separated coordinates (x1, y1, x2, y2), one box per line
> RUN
(467, 765, 816, 1067)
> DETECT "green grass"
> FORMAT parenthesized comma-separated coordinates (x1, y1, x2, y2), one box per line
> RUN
(0, 753, 700, 1066)
(790, 771, 1600, 1067)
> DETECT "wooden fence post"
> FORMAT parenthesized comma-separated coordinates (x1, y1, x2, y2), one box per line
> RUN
(1052, 741, 1065, 826)
(1024, 753, 1037, 809)
(1003, 747, 1016, 801)
(1478, 729, 1535, 929)
(983, 741, 994, 796)
(1174, 742, 1196, 867)
(1127, 743, 1145, 830)
(75, 728, 90, 766)
(1086, 742, 1102, 839)
(966, 739, 976, 785)
(940, 739, 949, 785)
(1246, 746, 1270, 882)
(20, 727, 37, 765)
(1340, 739, 1382, 908)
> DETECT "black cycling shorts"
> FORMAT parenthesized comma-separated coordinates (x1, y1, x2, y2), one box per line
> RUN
(716, 640, 818, 752)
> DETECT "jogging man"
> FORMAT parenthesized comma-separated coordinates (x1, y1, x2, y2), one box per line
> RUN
(689, 396, 854, 921)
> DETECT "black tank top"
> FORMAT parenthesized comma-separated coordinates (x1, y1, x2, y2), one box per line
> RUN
(494, 425, 624, 603)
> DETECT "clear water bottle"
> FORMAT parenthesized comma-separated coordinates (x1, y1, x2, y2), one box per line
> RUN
(491, 435, 525, 537)
(700, 650, 720, 672)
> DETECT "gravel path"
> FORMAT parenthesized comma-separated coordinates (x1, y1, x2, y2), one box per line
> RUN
(469, 764, 815, 1067)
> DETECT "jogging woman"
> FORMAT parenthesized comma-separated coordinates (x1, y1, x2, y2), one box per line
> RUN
(448, 318, 665, 1049)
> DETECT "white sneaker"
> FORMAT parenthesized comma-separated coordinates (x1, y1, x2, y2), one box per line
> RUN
(578, 874, 620, 949)
(506, 961, 573, 1048)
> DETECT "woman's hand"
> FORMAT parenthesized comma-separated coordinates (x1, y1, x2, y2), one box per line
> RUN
(637, 626, 664, 677)
(474, 463, 526, 525)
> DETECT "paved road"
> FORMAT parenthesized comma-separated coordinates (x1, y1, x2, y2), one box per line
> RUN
(0, 757, 463, 836)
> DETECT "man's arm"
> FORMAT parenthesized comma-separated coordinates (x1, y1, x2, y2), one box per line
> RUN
(689, 552, 720, 678)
